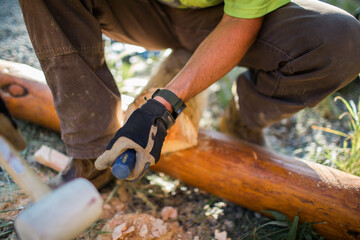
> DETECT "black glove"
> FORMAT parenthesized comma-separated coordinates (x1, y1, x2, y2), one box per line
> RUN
(95, 99, 175, 181)
(0, 96, 26, 150)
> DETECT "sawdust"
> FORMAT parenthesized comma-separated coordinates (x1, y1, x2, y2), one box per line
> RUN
(0, 194, 29, 220)
(97, 213, 189, 240)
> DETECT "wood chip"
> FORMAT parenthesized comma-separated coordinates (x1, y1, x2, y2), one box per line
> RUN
(34, 145, 70, 172)
(161, 206, 178, 221)
(139, 224, 148, 237)
(214, 229, 229, 240)
(112, 222, 127, 240)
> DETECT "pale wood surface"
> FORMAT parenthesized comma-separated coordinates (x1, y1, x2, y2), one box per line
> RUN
(34, 145, 70, 172)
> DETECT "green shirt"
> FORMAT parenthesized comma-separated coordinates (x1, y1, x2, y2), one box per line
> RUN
(158, 0, 290, 18)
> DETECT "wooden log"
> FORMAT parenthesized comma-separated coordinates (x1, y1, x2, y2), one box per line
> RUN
(0, 60, 60, 131)
(152, 130, 360, 240)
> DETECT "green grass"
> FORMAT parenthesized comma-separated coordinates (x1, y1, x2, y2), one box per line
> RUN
(312, 95, 360, 176)
(255, 210, 325, 240)
(323, 0, 359, 15)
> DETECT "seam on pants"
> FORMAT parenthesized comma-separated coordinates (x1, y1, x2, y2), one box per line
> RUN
(252, 39, 295, 97)
(257, 38, 294, 64)
(269, 70, 283, 97)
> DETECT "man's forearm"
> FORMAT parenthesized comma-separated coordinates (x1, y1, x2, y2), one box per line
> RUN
(155, 14, 263, 111)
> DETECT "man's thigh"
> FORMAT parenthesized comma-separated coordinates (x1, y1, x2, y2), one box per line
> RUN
(95, 0, 223, 51)
(240, 0, 360, 105)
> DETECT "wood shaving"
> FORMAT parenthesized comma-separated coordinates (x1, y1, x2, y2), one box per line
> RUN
(214, 229, 230, 240)
(99, 213, 187, 240)
(112, 222, 127, 240)
(139, 224, 148, 237)
(161, 206, 178, 221)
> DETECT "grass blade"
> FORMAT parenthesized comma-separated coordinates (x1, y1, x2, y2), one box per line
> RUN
(262, 210, 289, 222)
(288, 215, 299, 240)
(311, 125, 348, 138)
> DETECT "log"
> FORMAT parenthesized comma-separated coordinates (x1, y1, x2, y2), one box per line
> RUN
(152, 131, 360, 240)
(2, 60, 360, 239)
(0, 60, 60, 131)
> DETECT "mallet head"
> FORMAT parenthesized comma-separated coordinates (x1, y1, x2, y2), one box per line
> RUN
(14, 178, 103, 240)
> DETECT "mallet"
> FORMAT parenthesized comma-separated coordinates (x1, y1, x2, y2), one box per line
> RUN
(0, 136, 103, 240)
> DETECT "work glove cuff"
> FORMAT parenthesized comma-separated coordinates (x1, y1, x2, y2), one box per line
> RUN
(139, 99, 175, 130)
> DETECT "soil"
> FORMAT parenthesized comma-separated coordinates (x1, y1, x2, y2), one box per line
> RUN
(0, 0, 359, 239)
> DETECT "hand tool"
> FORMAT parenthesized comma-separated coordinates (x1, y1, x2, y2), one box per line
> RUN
(0, 135, 103, 240)
(111, 149, 136, 179)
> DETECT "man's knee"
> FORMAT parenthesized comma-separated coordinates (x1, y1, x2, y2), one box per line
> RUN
(315, 10, 360, 97)
(278, 8, 360, 107)
(322, 8, 360, 62)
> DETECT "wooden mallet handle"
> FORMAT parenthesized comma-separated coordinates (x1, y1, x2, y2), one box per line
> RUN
(0, 136, 51, 201)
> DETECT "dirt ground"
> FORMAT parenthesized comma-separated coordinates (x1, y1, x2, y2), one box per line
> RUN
(1, 0, 359, 239)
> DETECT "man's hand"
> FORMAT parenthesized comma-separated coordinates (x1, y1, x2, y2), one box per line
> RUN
(0, 96, 26, 151)
(95, 99, 174, 181)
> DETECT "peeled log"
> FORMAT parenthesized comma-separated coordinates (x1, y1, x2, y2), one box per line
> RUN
(152, 131, 360, 240)
(0, 60, 60, 131)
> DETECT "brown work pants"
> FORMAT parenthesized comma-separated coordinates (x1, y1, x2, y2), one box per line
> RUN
(19, 0, 360, 159)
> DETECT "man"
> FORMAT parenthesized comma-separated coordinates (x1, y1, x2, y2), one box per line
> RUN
(18, 0, 360, 188)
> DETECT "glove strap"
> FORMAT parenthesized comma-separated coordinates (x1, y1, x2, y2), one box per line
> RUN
(152, 89, 186, 120)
